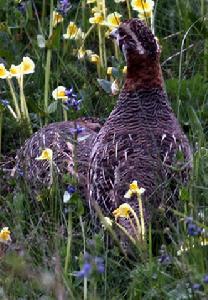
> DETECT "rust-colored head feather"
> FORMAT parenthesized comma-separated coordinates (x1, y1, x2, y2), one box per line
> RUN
(110, 19, 162, 91)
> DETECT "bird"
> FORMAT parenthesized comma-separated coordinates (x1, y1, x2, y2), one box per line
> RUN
(14, 118, 102, 200)
(88, 19, 192, 250)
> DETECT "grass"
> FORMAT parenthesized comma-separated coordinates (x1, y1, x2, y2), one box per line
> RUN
(0, 0, 208, 299)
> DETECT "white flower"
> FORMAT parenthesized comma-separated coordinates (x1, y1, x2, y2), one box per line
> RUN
(111, 80, 119, 95)
(52, 86, 68, 100)
(20, 57, 35, 74)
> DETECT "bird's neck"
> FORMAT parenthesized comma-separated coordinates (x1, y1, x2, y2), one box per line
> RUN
(124, 54, 163, 91)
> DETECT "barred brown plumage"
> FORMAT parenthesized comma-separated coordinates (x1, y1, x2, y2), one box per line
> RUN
(88, 19, 192, 250)
(14, 118, 102, 200)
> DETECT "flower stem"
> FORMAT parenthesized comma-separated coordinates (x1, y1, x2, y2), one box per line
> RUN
(64, 211, 72, 276)
(44, 0, 53, 124)
(7, 105, 17, 119)
(19, 75, 32, 133)
(80, 216, 87, 300)
(129, 206, 142, 237)
(98, 25, 104, 71)
(63, 108, 68, 121)
(0, 111, 2, 155)
(138, 195, 145, 240)
(6, 78, 21, 120)
(126, 0, 132, 19)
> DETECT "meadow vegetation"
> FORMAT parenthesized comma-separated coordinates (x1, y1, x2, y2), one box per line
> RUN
(0, 0, 208, 299)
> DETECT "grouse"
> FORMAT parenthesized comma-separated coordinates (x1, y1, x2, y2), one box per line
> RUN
(14, 118, 102, 200)
(88, 19, 192, 248)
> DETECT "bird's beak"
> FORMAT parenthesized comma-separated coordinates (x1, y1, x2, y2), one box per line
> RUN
(109, 29, 118, 40)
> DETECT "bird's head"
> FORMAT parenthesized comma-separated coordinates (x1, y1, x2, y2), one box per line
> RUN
(109, 18, 160, 62)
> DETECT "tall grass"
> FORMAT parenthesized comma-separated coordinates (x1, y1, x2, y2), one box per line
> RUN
(0, 0, 208, 298)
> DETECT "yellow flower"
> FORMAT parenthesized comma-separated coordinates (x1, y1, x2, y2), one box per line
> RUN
(9, 64, 21, 77)
(0, 227, 11, 242)
(36, 148, 53, 161)
(52, 11, 64, 27)
(89, 54, 100, 64)
(87, 0, 96, 3)
(63, 22, 78, 39)
(20, 56, 35, 74)
(78, 47, 86, 59)
(124, 180, 145, 198)
(113, 203, 132, 219)
(107, 67, 113, 75)
(0, 64, 8, 79)
(122, 66, 127, 74)
(105, 12, 122, 28)
(131, 0, 154, 13)
(89, 12, 104, 25)
(52, 86, 68, 100)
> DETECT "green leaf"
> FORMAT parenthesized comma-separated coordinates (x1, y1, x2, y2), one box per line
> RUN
(97, 79, 112, 94)
(46, 26, 61, 49)
(47, 101, 58, 114)
(187, 106, 204, 139)
(179, 187, 189, 201)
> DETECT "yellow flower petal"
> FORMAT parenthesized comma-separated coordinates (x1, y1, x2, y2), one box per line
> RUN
(63, 22, 78, 39)
(89, 54, 100, 64)
(122, 66, 127, 74)
(9, 64, 21, 77)
(113, 203, 132, 219)
(78, 47, 86, 59)
(0, 227, 11, 242)
(0, 64, 8, 79)
(124, 180, 145, 198)
(89, 12, 104, 25)
(105, 12, 122, 28)
(52, 11, 64, 27)
(36, 148, 53, 161)
(20, 57, 35, 74)
(124, 190, 133, 199)
(52, 86, 68, 100)
(107, 67, 113, 75)
(131, 0, 154, 13)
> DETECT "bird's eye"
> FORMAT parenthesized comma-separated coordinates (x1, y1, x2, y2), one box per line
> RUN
(118, 29, 125, 37)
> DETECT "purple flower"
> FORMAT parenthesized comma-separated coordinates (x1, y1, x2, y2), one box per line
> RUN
(192, 283, 202, 291)
(57, 0, 72, 16)
(187, 223, 202, 236)
(66, 185, 75, 194)
(158, 245, 172, 265)
(158, 254, 172, 265)
(0, 99, 9, 107)
(63, 87, 82, 111)
(94, 257, 105, 273)
(203, 274, 208, 284)
(75, 262, 92, 278)
(65, 87, 74, 98)
(96, 263, 105, 273)
(17, 1, 27, 13)
(69, 126, 85, 135)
